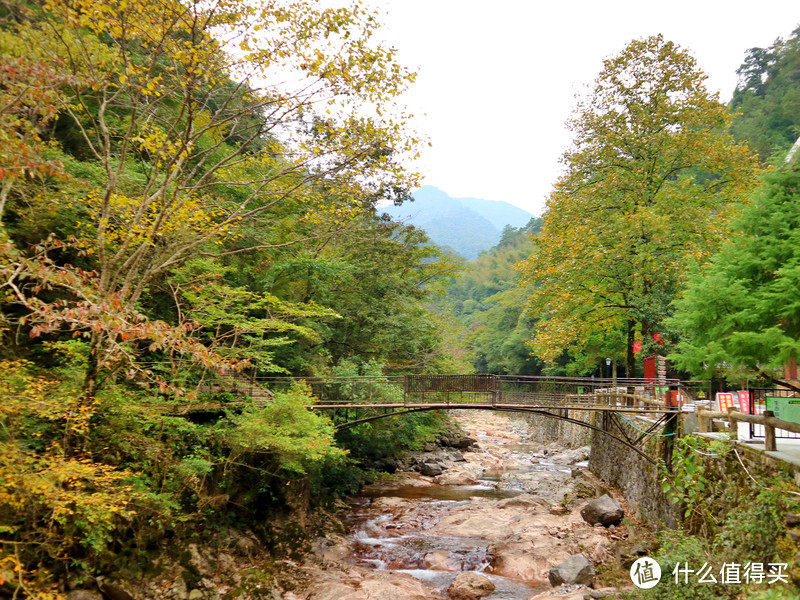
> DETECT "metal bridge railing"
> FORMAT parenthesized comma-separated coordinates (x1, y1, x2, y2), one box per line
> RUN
(184, 371, 692, 413)
(494, 375, 684, 411)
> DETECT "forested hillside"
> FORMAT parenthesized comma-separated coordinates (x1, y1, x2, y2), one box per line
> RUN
(731, 25, 800, 161)
(3, 0, 800, 594)
(433, 219, 544, 375)
(0, 0, 458, 594)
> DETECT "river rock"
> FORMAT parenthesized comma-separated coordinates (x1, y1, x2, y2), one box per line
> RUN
(447, 572, 496, 600)
(548, 553, 595, 587)
(434, 469, 480, 486)
(423, 551, 459, 571)
(419, 459, 446, 476)
(553, 446, 590, 465)
(496, 494, 547, 510)
(226, 527, 260, 555)
(67, 591, 104, 600)
(489, 541, 565, 585)
(580, 494, 623, 526)
(363, 456, 399, 473)
(450, 450, 467, 462)
(96, 578, 136, 600)
(529, 589, 588, 600)
(304, 568, 434, 600)
(449, 435, 478, 449)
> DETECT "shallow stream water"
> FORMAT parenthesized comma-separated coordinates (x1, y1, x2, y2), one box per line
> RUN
(338, 418, 580, 599)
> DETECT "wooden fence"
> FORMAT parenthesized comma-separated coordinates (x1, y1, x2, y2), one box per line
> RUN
(697, 407, 800, 451)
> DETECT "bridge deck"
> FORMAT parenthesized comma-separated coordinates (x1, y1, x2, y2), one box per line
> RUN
(311, 402, 678, 414)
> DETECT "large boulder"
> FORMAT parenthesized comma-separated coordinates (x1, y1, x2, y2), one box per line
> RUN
(419, 459, 446, 477)
(580, 494, 624, 526)
(447, 572, 496, 600)
(449, 435, 478, 449)
(434, 469, 480, 486)
(547, 553, 595, 587)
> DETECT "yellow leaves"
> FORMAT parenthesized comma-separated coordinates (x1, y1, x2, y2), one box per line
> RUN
(0, 360, 97, 438)
(132, 122, 187, 159)
(0, 361, 140, 568)
(85, 189, 236, 251)
(519, 35, 764, 366)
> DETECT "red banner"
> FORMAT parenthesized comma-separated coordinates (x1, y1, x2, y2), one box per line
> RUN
(737, 390, 753, 414)
(717, 393, 734, 412)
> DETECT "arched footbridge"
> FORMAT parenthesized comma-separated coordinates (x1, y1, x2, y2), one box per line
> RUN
(256, 374, 687, 465)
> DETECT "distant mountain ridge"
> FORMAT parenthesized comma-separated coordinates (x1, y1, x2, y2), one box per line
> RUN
(379, 186, 533, 260)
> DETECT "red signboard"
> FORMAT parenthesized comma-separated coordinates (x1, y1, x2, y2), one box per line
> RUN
(716, 392, 735, 412)
(644, 355, 656, 380)
(737, 390, 753, 414)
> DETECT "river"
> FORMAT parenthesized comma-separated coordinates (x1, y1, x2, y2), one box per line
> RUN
(288, 411, 625, 600)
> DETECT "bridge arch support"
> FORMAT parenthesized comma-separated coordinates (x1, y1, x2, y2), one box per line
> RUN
(332, 405, 674, 465)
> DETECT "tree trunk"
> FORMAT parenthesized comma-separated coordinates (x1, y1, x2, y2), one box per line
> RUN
(626, 320, 635, 380)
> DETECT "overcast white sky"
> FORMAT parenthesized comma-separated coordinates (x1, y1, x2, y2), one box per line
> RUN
(372, 1, 800, 216)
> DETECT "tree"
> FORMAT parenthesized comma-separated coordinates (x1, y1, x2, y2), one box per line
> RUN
(519, 35, 761, 376)
(731, 25, 800, 162)
(265, 213, 460, 374)
(669, 156, 800, 389)
(1, 0, 420, 399)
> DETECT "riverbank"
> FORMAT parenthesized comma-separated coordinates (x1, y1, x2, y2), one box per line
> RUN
(286, 411, 638, 600)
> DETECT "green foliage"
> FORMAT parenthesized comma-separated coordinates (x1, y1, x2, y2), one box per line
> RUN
(0, 0, 425, 407)
(647, 529, 739, 600)
(731, 25, 800, 162)
(659, 436, 726, 535)
(669, 163, 800, 382)
(434, 218, 544, 374)
(0, 0, 462, 594)
(649, 435, 800, 600)
(0, 361, 144, 594)
(520, 35, 761, 375)
(228, 384, 344, 476)
(337, 410, 445, 464)
(265, 214, 460, 374)
(327, 359, 445, 463)
(746, 589, 800, 600)
(713, 486, 785, 566)
(0, 358, 359, 593)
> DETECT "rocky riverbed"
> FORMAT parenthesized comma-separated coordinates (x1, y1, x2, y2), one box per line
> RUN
(287, 411, 638, 600)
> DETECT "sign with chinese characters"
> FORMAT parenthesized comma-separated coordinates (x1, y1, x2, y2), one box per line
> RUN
(716, 392, 734, 413)
(766, 397, 800, 424)
(737, 390, 753, 414)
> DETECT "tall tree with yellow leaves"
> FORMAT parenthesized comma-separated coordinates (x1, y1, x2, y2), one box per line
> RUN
(519, 35, 761, 376)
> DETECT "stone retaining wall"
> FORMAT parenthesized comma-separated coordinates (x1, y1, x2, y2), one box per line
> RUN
(521, 408, 681, 526)
(519, 409, 593, 449)
(588, 412, 678, 527)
